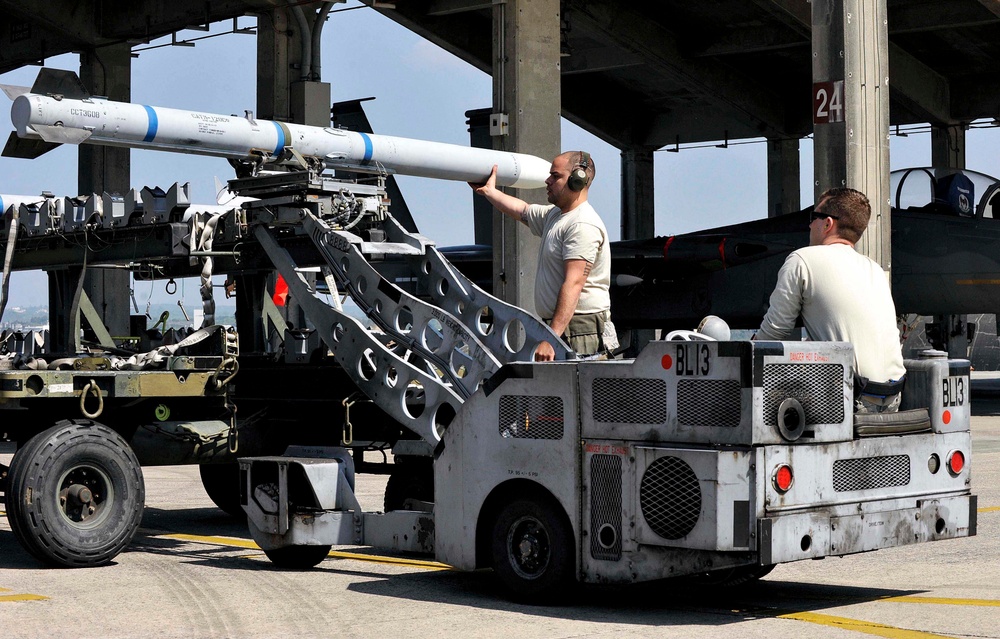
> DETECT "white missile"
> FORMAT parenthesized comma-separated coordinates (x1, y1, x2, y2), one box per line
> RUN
(4, 69, 550, 189)
(1, 193, 45, 215)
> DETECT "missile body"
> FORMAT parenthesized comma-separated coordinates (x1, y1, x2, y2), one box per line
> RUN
(1, 194, 44, 215)
(10, 92, 550, 188)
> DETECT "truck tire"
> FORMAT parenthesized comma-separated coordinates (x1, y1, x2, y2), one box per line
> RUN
(490, 497, 574, 603)
(264, 545, 332, 569)
(383, 456, 433, 512)
(6, 420, 145, 568)
(199, 462, 246, 519)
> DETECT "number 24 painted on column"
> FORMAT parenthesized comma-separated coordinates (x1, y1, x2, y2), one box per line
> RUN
(813, 80, 845, 124)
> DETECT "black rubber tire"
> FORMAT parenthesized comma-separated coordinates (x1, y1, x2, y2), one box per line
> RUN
(685, 563, 776, 587)
(264, 545, 332, 569)
(490, 497, 574, 603)
(199, 461, 246, 519)
(6, 420, 145, 568)
(383, 456, 434, 512)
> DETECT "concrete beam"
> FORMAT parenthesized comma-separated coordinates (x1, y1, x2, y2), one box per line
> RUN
(978, 0, 1000, 19)
(891, 1, 999, 33)
(426, 0, 493, 16)
(950, 72, 1000, 121)
(888, 43, 953, 125)
(565, 0, 789, 140)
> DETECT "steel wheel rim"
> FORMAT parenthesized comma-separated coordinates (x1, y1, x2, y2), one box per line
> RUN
(506, 515, 551, 580)
(57, 463, 114, 530)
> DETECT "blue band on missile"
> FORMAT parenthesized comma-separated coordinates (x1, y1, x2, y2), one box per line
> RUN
(0, 196, 4, 214)
(142, 106, 158, 142)
(358, 132, 373, 164)
(271, 121, 286, 156)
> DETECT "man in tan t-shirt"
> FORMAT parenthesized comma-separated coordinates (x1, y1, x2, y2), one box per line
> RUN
(469, 151, 612, 361)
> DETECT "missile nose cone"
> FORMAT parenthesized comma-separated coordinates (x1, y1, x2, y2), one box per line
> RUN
(11, 94, 32, 137)
(614, 274, 644, 287)
(507, 154, 551, 189)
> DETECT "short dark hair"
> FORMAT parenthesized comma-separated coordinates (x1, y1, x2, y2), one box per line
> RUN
(817, 187, 870, 243)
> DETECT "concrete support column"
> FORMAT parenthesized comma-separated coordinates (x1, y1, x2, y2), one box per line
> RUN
(255, 5, 331, 340)
(812, 0, 891, 269)
(931, 123, 969, 358)
(257, 8, 294, 121)
(65, 43, 132, 350)
(491, 0, 561, 311)
(931, 125, 966, 171)
(620, 146, 656, 356)
(466, 108, 495, 246)
(767, 137, 801, 217)
(620, 147, 655, 240)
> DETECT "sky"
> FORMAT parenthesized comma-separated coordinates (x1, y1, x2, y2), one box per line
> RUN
(1, 2, 999, 310)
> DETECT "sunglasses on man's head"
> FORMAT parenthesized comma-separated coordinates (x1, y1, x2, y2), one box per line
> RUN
(810, 210, 839, 221)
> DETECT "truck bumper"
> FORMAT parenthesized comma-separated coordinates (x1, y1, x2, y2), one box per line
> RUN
(759, 494, 976, 565)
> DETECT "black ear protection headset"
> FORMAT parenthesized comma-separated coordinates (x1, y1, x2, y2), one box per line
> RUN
(568, 151, 591, 192)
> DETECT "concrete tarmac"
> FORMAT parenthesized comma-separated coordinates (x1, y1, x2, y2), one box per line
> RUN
(1, 400, 998, 638)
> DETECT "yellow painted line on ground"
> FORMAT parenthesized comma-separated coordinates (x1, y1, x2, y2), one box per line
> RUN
(154, 532, 452, 570)
(0, 586, 48, 602)
(979, 506, 1000, 513)
(779, 612, 957, 639)
(882, 596, 1000, 607)
(0, 593, 49, 602)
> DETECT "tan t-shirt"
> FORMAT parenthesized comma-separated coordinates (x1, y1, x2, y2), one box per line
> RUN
(523, 201, 611, 319)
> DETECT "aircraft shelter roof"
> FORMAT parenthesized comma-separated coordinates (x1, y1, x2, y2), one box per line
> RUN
(1, 0, 998, 149)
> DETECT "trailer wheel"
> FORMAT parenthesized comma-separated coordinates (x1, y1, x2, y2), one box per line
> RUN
(264, 545, 332, 569)
(490, 497, 574, 602)
(6, 420, 145, 567)
(199, 462, 246, 519)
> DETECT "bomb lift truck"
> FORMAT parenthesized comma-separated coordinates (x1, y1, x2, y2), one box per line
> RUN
(0, 158, 976, 596)
(229, 164, 977, 599)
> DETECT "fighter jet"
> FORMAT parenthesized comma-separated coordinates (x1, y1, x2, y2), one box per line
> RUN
(443, 167, 1000, 338)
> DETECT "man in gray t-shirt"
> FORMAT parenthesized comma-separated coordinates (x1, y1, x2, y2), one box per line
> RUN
(756, 187, 905, 413)
(470, 151, 611, 361)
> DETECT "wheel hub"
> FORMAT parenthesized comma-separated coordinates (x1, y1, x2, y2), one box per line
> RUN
(509, 517, 550, 578)
(58, 466, 111, 526)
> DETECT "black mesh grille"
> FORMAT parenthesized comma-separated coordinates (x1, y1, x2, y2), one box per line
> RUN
(589, 454, 623, 561)
(677, 379, 742, 427)
(592, 377, 666, 424)
(832, 455, 911, 492)
(498, 395, 564, 439)
(640, 456, 701, 540)
(763, 363, 845, 425)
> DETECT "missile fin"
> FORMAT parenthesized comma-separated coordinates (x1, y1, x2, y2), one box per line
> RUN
(29, 67, 91, 100)
(0, 84, 31, 101)
(31, 124, 93, 145)
(2, 131, 62, 160)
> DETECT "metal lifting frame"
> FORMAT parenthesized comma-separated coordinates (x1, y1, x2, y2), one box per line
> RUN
(246, 170, 572, 447)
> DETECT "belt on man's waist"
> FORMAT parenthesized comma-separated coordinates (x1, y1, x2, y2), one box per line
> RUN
(854, 373, 906, 398)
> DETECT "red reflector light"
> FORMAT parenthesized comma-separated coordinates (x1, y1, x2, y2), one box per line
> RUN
(947, 450, 965, 475)
(773, 464, 793, 492)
